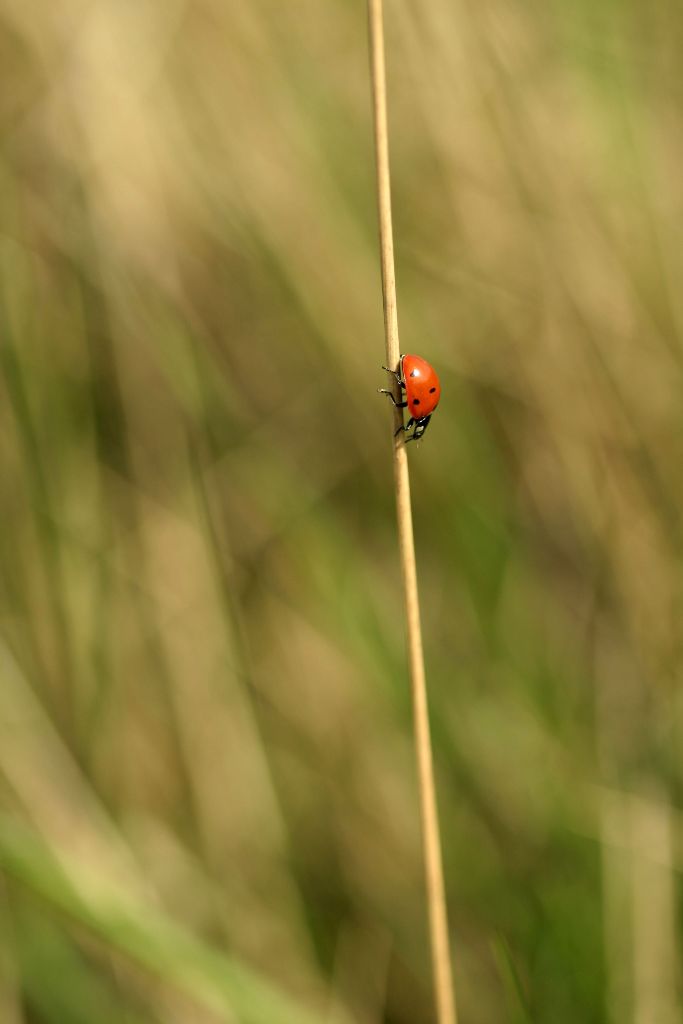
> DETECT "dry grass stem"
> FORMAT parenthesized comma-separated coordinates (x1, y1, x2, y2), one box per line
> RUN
(366, 2, 458, 1022)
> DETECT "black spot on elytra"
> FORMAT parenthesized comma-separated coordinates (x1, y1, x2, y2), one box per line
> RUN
(429, 387, 436, 393)
(413, 399, 420, 406)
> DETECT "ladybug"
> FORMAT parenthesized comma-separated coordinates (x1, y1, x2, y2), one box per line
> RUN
(378, 353, 441, 442)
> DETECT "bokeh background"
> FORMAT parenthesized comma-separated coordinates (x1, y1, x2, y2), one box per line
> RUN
(1, 1, 683, 1021)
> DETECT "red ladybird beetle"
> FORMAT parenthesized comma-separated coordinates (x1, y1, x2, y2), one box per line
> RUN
(378, 353, 441, 442)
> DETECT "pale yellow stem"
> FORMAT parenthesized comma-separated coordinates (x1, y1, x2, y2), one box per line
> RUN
(366, 3, 458, 1022)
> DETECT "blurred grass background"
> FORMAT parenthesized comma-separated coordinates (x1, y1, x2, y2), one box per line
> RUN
(1, 0, 683, 1021)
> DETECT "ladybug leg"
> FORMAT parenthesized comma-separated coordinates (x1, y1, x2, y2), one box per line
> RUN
(404, 415, 431, 443)
(381, 366, 406, 389)
(395, 417, 414, 438)
(378, 389, 408, 408)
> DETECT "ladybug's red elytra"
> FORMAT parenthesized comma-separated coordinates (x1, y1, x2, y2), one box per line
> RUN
(378, 353, 441, 442)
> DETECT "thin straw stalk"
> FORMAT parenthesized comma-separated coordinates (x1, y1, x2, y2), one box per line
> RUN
(366, 3, 458, 1023)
